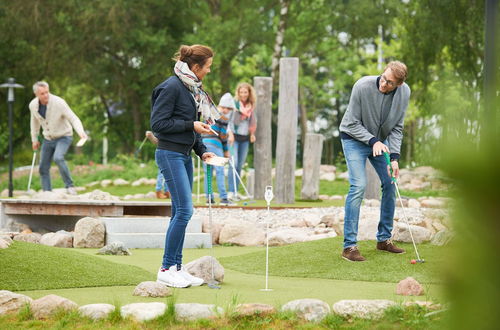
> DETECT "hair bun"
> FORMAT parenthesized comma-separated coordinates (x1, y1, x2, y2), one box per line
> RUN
(180, 45, 193, 58)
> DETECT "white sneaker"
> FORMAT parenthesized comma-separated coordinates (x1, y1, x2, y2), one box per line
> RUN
(157, 265, 191, 288)
(178, 265, 204, 286)
(228, 192, 241, 202)
(66, 187, 77, 195)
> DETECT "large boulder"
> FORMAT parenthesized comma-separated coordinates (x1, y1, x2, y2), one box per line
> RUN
(13, 232, 42, 244)
(31, 295, 78, 319)
(39, 230, 73, 248)
(396, 277, 424, 296)
(235, 303, 276, 316)
(175, 303, 223, 321)
(357, 218, 380, 241)
(219, 221, 265, 246)
(332, 300, 396, 319)
(79, 304, 115, 320)
(281, 299, 330, 322)
(0, 290, 33, 315)
(430, 229, 454, 246)
(268, 228, 310, 246)
(121, 302, 166, 322)
(184, 256, 224, 284)
(392, 222, 432, 243)
(133, 281, 172, 297)
(73, 217, 105, 248)
(0, 239, 11, 249)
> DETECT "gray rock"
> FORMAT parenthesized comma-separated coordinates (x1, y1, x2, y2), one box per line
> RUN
(268, 228, 310, 246)
(40, 231, 73, 248)
(357, 218, 379, 241)
(13, 232, 42, 244)
(31, 294, 78, 319)
(133, 281, 172, 297)
(396, 277, 424, 296)
(0, 239, 10, 249)
(121, 302, 166, 321)
(420, 199, 446, 208)
(97, 241, 131, 255)
(185, 256, 224, 283)
(235, 303, 276, 316)
(0, 235, 13, 243)
(392, 222, 431, 243)
(79, 303, 115, 320)
(73, 217, 105, 248)
(0, 290, 33, 315)
(430, 229, 454, 246)
(219, 221, 265, 246)
(175, 303, 223, 321)
(113, 178, 129, 186)
(281, 298, 330, 322)
(332, 299, 396, 319)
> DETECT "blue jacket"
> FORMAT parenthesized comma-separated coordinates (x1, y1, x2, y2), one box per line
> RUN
(151, 76, 207, 157)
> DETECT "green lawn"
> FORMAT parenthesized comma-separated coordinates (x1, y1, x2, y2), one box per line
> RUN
(5, 238, 446, 308)
(0, 241, 152, 291)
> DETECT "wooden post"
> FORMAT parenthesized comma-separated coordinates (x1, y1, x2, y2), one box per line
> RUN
(275, 57, 299, 204)
(246, 168, 255, 198)
(364, 160, 380, 200)
(301, 133, 324, 200)
(253, 77, 273, 199)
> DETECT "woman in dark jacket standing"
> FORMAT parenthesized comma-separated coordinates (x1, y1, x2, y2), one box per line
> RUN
(151, 44, 216, 288)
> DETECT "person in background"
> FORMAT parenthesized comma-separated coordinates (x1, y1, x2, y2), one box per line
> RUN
(29, 81, 88, 195)
(146, 131, 170, 199)
(151, 44, 216, 288)
(201, 92, 236, 206)
(227, 82, 257, 201)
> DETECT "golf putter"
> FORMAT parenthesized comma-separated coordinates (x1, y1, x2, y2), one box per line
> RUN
(384, 152, 425, 263)
(134, 136, 148, 158)
(260, 185, 274, 291)
(206, 165, 221, 289)
(228, 157, 255, 204)
(27, 151, 37, 192)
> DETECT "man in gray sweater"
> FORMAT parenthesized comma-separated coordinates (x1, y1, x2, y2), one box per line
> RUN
(339, 61, 411, 261)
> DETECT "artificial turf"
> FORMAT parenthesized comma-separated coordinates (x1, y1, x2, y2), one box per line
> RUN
(0, 241, 152, 291)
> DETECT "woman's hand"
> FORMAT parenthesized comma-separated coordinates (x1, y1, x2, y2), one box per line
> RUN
(201, 152, 216, 162)
(194, 121, 212, 134)
(250, 134, 256, 143)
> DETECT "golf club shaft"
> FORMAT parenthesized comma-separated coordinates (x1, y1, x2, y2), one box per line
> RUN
(207, 165, 216, 283)
(229, 158, 251, 199)
(135, 136, 148, 156)
(393, 181, 422, 260)
(27, 151, 37, 191)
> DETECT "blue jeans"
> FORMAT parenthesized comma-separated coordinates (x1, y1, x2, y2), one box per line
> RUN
(341, 138, 396, 249)
(155, 169, 168, 192)
(227, 140, 249, 193)
(203, 139, 228, 200)
(155, 149, 193, 269)
(39, 136, 74, 191)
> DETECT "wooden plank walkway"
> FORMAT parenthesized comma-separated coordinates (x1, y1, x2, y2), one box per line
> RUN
(0, 199, 171, 217)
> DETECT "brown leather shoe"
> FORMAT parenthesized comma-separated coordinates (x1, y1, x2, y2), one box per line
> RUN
(377, 240, 405, 254)
(342, 246, 366, 262)
(156, 191, 167, 199)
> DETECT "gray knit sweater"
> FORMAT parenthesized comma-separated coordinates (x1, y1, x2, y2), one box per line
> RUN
(339, 76, 411, 157)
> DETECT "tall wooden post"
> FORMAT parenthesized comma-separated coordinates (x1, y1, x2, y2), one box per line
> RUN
(301, 133, 324, 200)
(253, 77, 273, 199)
(275, 57, 299, 204)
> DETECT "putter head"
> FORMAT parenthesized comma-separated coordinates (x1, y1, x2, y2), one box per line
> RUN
(417, 259, 425, 263)
(207, 280, 220, 289)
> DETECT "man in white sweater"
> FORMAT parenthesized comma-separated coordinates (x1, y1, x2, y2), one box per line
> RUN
(29, 81, 87, 194)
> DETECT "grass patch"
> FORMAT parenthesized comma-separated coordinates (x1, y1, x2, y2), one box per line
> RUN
(220, 236, 449, 284)
(0, 241, 152, 291)
(0, 303, 448, 329)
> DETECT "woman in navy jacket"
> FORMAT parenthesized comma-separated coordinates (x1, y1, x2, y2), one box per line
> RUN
(151, 44, 216, 288)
